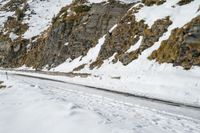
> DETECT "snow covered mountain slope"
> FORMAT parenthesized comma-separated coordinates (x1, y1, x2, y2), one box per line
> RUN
(0, 0, 200, 106)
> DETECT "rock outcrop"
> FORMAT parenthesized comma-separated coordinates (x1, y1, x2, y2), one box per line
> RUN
(141, 0, 166, 6)
(0, 0, 133, 69)
(149, 16, 200, 69)
(0, 0, 199, 71)
(90, 5, 172, 68)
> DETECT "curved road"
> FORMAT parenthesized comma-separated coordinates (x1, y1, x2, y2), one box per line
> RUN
(0, 71, 200, 133)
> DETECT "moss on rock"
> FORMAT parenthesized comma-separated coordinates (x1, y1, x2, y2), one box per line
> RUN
(149, 16, 200, 69)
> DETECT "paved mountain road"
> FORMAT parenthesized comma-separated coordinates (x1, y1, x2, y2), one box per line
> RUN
(0, 71, 200, 133)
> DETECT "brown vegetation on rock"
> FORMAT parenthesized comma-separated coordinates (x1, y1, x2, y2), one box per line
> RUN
(90, 7, 172, 68)
(149, 16, 200, 69)
(141, 0, 166, 6)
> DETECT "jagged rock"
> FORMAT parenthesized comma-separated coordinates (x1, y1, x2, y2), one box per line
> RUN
(0, 1, 132, 69)
(90, 10, 172, 67)
(141, 0, 166, 6)
(177, 0, 194, 6)
(149, 16, 200, 69)
(36, 1, 133, 68)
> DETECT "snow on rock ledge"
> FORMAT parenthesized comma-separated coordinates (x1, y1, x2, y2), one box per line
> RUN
(23, 0, 73, 39)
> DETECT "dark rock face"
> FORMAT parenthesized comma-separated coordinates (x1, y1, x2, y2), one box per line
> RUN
(38, 2, 132, 68)
(0, 1, 133, 69)
(141, 0, 166, 6)
(184, 24, 200, 44)
(0, 0, 29, 67)
(1, 0, 27, 11)
(177, 0, 194, 6)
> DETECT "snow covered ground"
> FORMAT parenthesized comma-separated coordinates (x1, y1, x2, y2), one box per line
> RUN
(0, 71, 200, 133)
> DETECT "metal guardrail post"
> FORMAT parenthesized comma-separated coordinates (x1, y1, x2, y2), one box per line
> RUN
(6, 71, 8, 80)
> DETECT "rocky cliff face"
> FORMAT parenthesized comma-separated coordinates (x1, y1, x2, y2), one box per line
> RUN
(0, 0, 133, 69)
(0, 0, 200, 71)
(149, 16, 200, 69)
(41, 1, 132, 69)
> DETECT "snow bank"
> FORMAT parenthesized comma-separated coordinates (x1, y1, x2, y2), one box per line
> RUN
(135, 0, 200, 28)
(0, 75, 109, 133)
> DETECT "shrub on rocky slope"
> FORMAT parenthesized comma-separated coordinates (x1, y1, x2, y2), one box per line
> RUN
(149, 16, 200, 69)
